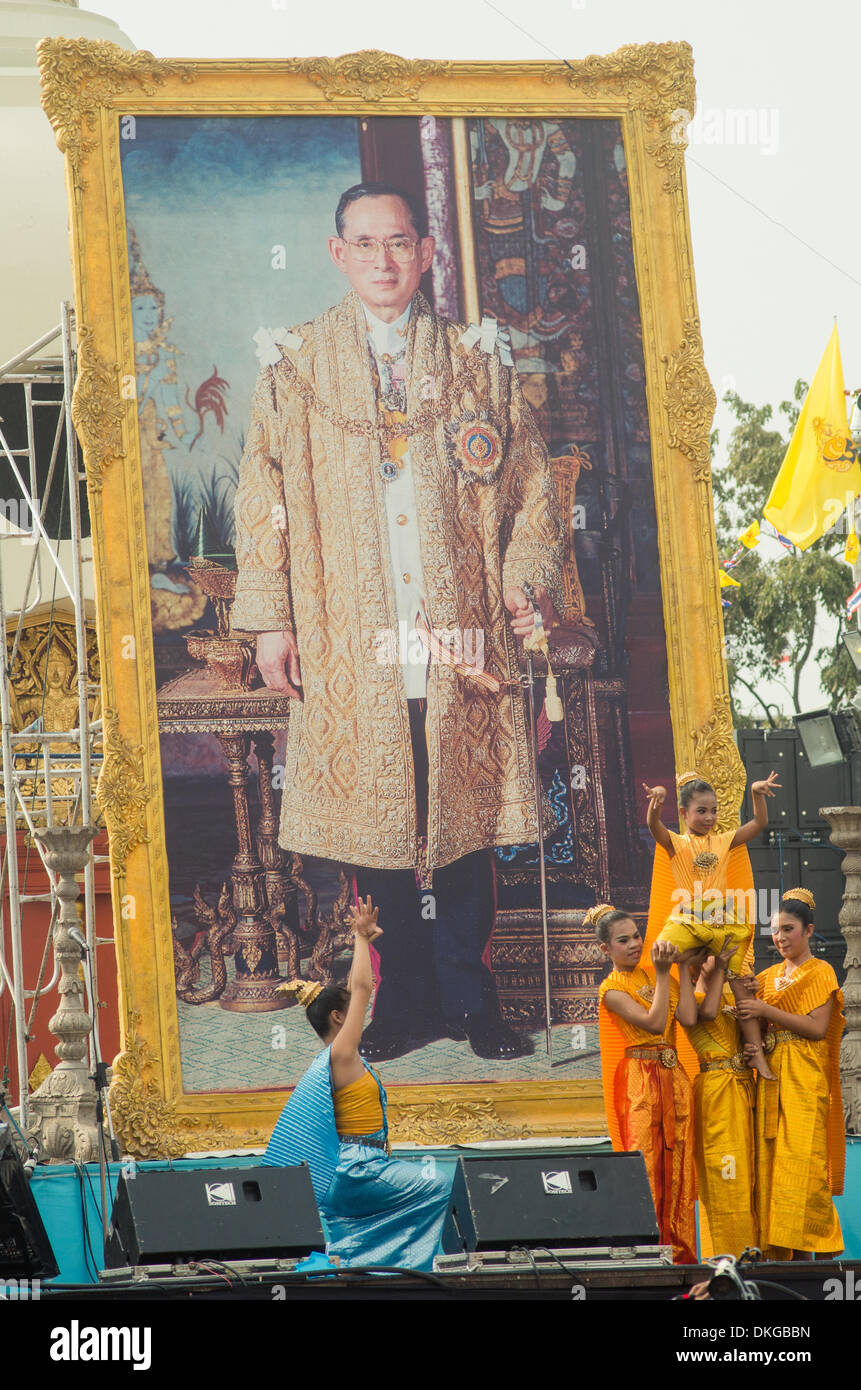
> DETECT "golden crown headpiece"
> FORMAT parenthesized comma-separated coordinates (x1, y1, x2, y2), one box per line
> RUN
(675, 770, 700, 791)
(128, 227, 165, 306)
(782, 887, 815, 910)
(584, 903, 617, 928)
(276, 978, 323, 1007)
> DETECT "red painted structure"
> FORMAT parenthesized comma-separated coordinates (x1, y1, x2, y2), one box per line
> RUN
(0, 829, 121, 1103)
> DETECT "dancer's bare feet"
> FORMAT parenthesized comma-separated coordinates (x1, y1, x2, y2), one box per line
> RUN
(748, 1047, 775, 1081)
(743, 1042, 775, 1081)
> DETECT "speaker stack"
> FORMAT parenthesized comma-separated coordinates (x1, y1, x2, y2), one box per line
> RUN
(0, 1130, 58, 1282)
(104, 1164, 325, 1270)
(437, 1150, 666, 1272)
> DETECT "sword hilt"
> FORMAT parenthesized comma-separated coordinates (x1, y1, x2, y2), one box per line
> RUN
(521, 580, 545, 637)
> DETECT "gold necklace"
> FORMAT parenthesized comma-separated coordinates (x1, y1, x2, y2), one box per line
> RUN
(691, 833, 719, 874)
(774, 956, 808, 990)
(276, 341, 485, 443)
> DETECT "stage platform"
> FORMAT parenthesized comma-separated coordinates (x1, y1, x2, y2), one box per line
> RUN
(35, 1258, 861, 1301)
(21, 1136, 861, 1298)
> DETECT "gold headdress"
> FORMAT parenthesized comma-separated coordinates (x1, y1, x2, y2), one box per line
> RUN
(782, 887, 815, 909)
(675, 770, 699, 791)
(128, 227, 166, 308)
(276, 978, 324, 1006)
(584, 903, 617, 928)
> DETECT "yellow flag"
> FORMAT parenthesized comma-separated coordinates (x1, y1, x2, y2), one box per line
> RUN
(739, 520, 760, 548)
(719, 570, 740, 588)
(846, 532, 860, 566)
(763, 325, 861, 548)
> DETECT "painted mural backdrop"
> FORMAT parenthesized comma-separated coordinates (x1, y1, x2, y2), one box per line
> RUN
(119, 115, 675, 1096)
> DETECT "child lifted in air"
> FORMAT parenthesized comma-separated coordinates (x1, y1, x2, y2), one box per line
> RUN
(642, 769, 781, 1081)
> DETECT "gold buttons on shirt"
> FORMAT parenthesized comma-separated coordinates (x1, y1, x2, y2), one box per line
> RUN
(402, 572, 411, 584)
(396, 514, 408, 526)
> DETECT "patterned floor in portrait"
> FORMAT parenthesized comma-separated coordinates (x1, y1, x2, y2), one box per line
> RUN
(177, 956, 600, 1092)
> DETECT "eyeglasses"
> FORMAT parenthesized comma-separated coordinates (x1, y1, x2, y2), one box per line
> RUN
(342, 236, 420, 264)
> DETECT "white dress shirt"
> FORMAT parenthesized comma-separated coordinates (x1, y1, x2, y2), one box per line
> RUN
(364, 301, 429, 699)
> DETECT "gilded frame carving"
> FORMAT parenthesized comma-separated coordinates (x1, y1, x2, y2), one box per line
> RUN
(38, 39, 743, 1156)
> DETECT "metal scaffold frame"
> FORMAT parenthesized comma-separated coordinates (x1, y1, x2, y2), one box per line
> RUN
(0, 303, 108, 1128)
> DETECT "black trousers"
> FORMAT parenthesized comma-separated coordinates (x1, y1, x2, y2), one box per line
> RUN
(351, 699, 499, 1030)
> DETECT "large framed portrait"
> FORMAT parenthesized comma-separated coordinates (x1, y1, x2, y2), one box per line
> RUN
(39, 40, 744, 1153)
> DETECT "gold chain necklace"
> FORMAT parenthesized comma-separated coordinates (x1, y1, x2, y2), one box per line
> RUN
(276, 343, 485, 443)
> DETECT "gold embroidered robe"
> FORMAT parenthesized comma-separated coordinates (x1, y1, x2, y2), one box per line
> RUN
(232, 290, 565, 870)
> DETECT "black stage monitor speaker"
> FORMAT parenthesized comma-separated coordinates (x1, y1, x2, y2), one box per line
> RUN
(0, 1132, 59, 1280)
(105, 1164, 325, 1268)
(442, 1151, 659, 1253)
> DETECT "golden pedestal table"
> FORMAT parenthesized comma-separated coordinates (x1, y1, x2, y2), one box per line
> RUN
(157, 657, 294, 1013)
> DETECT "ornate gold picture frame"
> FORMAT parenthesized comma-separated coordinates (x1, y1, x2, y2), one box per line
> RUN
(38, 39, 742, 1155)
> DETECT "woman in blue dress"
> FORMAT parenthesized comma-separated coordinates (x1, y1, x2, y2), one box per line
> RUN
(264, 895, 450, 1270)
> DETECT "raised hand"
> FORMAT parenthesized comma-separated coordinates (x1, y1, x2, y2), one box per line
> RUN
(348, 894, 382, 942)
(751, 770, 781, 798)
(718, 941, 736, 969)
(642, 783, 667, 806)
(676, 944, 710, 966)
(651, 939, 677, 974)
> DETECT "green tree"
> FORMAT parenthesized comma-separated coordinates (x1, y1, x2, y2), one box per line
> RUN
(711, 383, 856, 725)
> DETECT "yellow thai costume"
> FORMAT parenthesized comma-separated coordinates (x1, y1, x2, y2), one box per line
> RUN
(656, 829, 752, 975)
(598, 965, 697, 1263)
(686, 985, 757, 1257)
(644, 838, 756, 1086)
(332, 1070, 385, 1137)
(755, 957, 845, 1258)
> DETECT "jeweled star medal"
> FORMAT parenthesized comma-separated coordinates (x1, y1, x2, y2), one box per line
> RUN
(446, 411, 503, 484)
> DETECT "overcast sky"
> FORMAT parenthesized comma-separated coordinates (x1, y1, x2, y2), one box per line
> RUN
(91, 0, 861, 712)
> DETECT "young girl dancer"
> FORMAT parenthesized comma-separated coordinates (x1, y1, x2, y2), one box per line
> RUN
(264, 894, 450, 1269)
(736, 889, 845, 1259)
(591, 903, 699, 1264)
(642, 770, 780, 1079)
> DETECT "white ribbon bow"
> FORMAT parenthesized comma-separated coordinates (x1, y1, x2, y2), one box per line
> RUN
(253, 326, 304, 366)
(460, 316, 514, 367)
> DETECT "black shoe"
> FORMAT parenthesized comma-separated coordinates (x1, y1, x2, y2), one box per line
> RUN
(455, 1013, 532, 1060)
(360, 1022, 440, 1063)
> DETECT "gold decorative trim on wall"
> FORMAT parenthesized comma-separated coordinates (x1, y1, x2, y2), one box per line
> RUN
(692, 695, 748, 831)
(110, 1015, 267, 1159)
(662, 318, 717, 481)
(95, 709, 150, 877)
(38, 40, 191, 189)
(284, 49, 451, 103)
(70, 326, 127, 491)
(565, 41, 694, 190)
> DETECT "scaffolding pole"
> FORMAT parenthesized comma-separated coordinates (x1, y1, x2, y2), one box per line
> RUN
(0, 305, 107, 1126)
